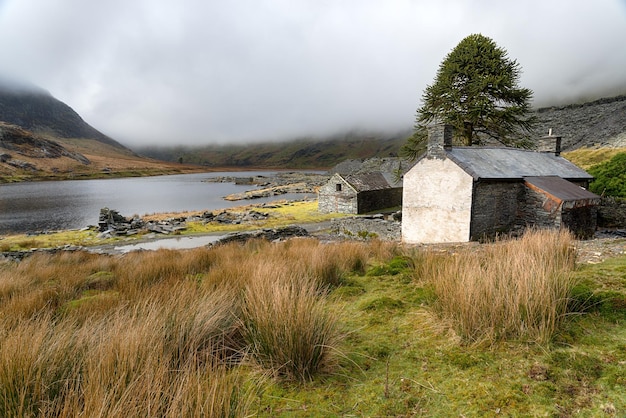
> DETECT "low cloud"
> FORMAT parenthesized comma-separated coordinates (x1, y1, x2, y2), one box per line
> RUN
(0, 0, 624, 146)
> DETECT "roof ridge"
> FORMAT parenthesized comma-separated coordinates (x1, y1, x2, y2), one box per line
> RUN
(448, 146, 541, 152)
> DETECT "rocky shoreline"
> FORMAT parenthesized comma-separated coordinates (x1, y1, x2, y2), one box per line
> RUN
(4, 222, 625, 264)
(4, 194, 625, 263)
(205, 171, 329, 200)
(96, 207, 273, 238)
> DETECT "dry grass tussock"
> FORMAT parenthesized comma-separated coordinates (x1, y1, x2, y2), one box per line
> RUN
(415, 228, 578, 345)
(563, 146, 626, 170)
(0, 238, 395, 416)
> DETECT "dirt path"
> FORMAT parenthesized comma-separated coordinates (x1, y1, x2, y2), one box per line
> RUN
(576, 235, 626, 264)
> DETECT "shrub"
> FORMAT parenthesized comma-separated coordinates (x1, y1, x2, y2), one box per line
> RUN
(588, 152, 626, 197)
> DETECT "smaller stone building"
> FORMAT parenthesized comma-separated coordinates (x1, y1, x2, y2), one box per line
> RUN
(402, 124, 601, 244)
(318, 172, 402, 214)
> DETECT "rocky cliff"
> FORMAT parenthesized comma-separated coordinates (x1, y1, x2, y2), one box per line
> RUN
(531, 95, 626, 151)
(0, 122, 90, 165)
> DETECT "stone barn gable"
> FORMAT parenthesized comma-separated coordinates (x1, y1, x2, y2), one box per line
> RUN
(318, 172, 402, 214)
(402, 124, 600, 244)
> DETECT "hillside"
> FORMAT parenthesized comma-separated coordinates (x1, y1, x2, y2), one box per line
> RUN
(531, 95, 626, 150)
(138, 95, 626, 168)
(0, 81, 206, 181)
(139, 130, 410, 169)
(0, 79, 125, 149)
(0, 122, 207, 182)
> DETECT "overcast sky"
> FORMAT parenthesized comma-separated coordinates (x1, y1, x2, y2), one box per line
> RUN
(0, 0, 625, 147)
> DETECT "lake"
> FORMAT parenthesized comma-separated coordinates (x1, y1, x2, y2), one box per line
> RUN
(0, 172, 316, 234)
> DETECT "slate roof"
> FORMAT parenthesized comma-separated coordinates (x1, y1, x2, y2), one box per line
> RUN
(342, 172, 399, 192)
(446, 147, 593, 181)
(524, 176, 600, 203)
(332, 159, 365, 175)
(331, 157, 413, 179)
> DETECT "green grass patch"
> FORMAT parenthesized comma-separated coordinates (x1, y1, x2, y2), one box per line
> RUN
(588, 152, 626, 197)
(61, 290, 120, 314)
(0, 229, 107, 250)
(366, 255, 413, 277)
(170, 200, 344, 234)
(360, 296, 405, 312)
(571, 255, 626, 322)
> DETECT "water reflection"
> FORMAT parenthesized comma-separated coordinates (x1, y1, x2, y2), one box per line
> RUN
(111, 234, 224, 253)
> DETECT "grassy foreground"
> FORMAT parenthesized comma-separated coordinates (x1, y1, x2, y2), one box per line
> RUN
(0, 229, 625, 416)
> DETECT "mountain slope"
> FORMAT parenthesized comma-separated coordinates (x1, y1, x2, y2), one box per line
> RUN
(0, 81, 125, 149)
(2, 75, 625, 174)
(0, 122, 89, 163)
(531, 95, 626, 150)
(139, 130, 410, 169)
(0, 80, 205, 181)
(0, 121, 205, 182)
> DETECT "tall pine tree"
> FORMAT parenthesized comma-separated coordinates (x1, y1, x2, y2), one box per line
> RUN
(402, 34, 535, 159)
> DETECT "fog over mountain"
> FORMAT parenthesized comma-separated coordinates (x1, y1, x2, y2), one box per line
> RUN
(0, 1, 625, 147)
(0, 77, 126, 148)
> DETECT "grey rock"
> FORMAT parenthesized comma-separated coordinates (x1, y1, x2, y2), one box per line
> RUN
(213, 226, 309, 245)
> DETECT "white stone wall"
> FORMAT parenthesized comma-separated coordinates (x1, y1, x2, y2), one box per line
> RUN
(318, 174, 358, 214)
(402, 158, 474, 244)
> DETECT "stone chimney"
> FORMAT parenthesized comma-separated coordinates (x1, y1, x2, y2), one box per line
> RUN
(539, 128, 562, 156)
(426, 123, 453, 159)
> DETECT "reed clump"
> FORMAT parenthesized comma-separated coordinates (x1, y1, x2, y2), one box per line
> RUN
(416, 229, 578, 344)
(0, 238, 389, 415)
(241, 267, 339, 381)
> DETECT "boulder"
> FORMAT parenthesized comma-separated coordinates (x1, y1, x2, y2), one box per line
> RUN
(213, 226, 309, 245)
(597, 197, 626, 228)
(98, 207, 128, 232)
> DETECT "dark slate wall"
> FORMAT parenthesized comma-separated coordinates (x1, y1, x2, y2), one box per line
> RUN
(356, 188, 403, 214)
(561, 206, 597, 239)
(467, 179, 597, 241)
(516, 183, 597, 239)
(518, 187, 561, 230)
(470, 182, 522, 240)
(597, 197, 626, 228)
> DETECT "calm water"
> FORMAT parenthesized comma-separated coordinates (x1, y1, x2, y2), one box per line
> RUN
(110, 234, 224, 253)
(0, 172, 314, 234)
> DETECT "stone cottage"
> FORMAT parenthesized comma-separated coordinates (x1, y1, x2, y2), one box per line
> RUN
(402, 124, 600, 244)
(318, 172, 402, 214)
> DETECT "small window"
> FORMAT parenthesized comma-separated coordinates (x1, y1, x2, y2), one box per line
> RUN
(336, 183, 342, 192)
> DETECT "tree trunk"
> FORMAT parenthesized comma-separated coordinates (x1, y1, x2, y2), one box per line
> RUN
(463, 121, 473, 146)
